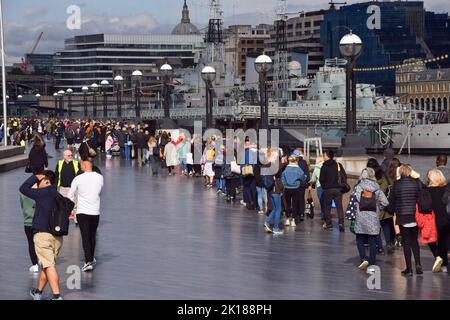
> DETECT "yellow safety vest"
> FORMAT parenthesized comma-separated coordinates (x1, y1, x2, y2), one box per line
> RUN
(57, 160, 79, 187)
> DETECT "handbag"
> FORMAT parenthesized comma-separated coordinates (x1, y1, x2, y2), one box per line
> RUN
(242, 165, 254, 176)
(345, 193, 358, 220)
(186, 152, 194, 165)
(305, 190, 315, 219)
(25, 162, 33, 173)
(337, 163, 351, 194)
(231, 160, 241, 174)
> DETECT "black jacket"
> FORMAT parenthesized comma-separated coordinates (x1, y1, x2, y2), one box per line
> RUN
(389, 176, 420, 225)
(429, 186, 450, 230)
(136, 132, 147, 149)
(28, 146, 48, 174)
(319, 159, 346, 190)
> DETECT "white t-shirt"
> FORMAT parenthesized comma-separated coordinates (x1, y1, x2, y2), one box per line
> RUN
(68, 172, 104, 216)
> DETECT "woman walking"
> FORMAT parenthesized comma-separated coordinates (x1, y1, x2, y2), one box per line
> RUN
(388, 164, 422, 276)
(353, 168, 389, 273)
(28, 134, 48, 174)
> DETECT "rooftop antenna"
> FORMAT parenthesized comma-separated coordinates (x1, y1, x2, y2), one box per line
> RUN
(274, 0, 289, 102)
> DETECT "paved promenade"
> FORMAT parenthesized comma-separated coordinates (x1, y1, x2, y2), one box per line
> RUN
(0, 144, 449, 300)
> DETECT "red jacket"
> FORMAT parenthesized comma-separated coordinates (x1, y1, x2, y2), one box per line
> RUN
(415, 205, 438, 244)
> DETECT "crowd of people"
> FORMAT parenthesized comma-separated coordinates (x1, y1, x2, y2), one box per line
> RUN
(8, 116, 450, 300)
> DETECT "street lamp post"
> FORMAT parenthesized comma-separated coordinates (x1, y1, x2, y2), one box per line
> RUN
(160, 64, 173, 120)
(91, 83, 98, 118)
(57, 90, 65, 117)
(101, 80, 109, 118)
(35, 93, 41, 114)
(66, 88, 73, 117)
(339, 31, 364, 155)
(114, 75, 123, 119)
(82, 86, 89, 118)
(254, 54, 273, 130)
(132, 70, 142, 119)
(53, 93, 58, 117)
(201, 66, 216, 128)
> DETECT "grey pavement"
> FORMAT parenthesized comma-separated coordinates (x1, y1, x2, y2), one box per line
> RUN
(0, 142, 449, 300)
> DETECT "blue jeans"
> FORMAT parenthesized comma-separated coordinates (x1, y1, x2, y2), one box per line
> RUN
(216, 178, 225, 191)
(124, 144, 131, 160)
(356, 234, 378, 265)
(180, 158, 187, 172)
(266, 193, 282, 230)
(256, 187, 268, 211)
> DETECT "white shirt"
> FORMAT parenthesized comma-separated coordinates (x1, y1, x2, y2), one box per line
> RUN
(68, 172, 104, 216)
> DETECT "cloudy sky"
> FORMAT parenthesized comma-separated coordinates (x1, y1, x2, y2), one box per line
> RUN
(3, 0, 450, 65)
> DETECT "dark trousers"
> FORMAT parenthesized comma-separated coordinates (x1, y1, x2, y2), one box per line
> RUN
(168, 166, 175, 174)
(150, 155, 159, 174)
(356, 234, 378, 265)
(377, 218, 394, 248)
(284, 188, 299, 219)
(428, 224, 450, 267)
(399, 225, 421, 270)
(55, 136, 61, 149)
(24, 226, 38, 265)
(298, 187, 306, 218)
(323, 188, 344, 225)
(243, 176, 256, 208)
(226, 178, 237, 198)
(77, 214, 100, 263)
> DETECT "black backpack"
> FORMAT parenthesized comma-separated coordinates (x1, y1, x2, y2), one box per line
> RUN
(49, 194, 75, 237)
(417, 186, 433, 213)
(359, 190, 377, 212)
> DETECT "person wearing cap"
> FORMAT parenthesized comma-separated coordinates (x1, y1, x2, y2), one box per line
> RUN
(293, 149, 311, 222)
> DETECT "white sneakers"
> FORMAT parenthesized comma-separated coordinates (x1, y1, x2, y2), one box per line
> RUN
(366, 265, 378, 274)
(29, 264, 39, 273)
(358, 260, 369, 270)
(290, 219, 296, 227)
(441, 266, 448, 273)
(258, 210, 265, 215)
(284, 218, 291, 226)
(82, 262, 94, 272)
(432, 256, 444, 273)
(240, 200, 246, 206)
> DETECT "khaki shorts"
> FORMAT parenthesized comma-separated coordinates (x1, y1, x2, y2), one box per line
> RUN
(34, 232, 63, 269)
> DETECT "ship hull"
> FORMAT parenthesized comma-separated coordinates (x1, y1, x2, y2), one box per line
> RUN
(390, 123, 450, 154)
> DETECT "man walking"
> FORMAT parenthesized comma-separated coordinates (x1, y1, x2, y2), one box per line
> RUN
(68, 159, 104, 272)
(19, 171, 64, 300)
(319, 150, 347, 232)
(55, 150, 80, 223)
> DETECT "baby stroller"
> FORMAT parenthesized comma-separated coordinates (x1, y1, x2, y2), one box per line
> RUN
(111, 136, 121, 157)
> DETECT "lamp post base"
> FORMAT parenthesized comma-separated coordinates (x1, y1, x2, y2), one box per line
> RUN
(340, 133, 367, 156)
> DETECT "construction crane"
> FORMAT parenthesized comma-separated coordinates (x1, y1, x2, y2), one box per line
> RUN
(21, 32, 44, 73)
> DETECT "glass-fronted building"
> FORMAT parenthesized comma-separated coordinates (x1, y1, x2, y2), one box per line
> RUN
(54, 34, 206, 92)
(25, 54, 55, 74)
(321, 1, 450, 95)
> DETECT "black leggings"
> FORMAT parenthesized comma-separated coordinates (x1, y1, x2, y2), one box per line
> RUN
(428, 225, 450, 267)
(24, 226, 38, 265)
(399, 225, 421, 270)
(226, 178, 237, 198)
(168, 166, 175, 174)
(77, 214, 100, 263)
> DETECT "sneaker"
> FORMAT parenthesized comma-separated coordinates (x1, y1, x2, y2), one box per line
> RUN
(386, 244, 395, 255)
(377, 248, 385, 255)
(258, 210, 265, 215)
(273, 229, 284, 235)
(290, 219, 296, 227)
(240, 200, 246, 206)
(366, 265, 378, 274)
(339, 224, 345, 232)
(168, 173, 172, 176)
(50, 296, 64, 300)
(81, 262, 94, 272)
(432, 256, 443, 273)
(264, 222, 273, 233)
(401, 269, 413, 276)
(285, 218, 291, 226)
(30, 288, 42, 300)
(358, 260, 369, 270)
(216, 189, 222, 194)
(416, 265, 423, 275)
(322, 223, 332, 230)
(440, 266, 448, 273)
(29, 264, 39, 273)
(299, 214, 305, 222)
(92, 258, 97, 266)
